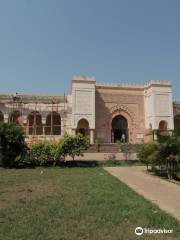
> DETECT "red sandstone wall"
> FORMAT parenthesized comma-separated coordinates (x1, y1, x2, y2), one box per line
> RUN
(95, 87, 146, 144)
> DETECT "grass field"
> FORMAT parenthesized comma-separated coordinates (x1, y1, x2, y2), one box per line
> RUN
(0, 167, 180, 240)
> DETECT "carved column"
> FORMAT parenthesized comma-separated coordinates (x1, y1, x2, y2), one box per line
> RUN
(90, 129, 94, 144)
(42, 117, 46, 136)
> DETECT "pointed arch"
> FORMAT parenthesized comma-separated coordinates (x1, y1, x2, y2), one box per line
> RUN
(109, 105, 135, 143)
(9, 110, 23, 126)
(76, 118, 89, 136)
(111, 115, 128, 142)
(159, 120, 168, 131)
(45, 112, 61, 135)
(28, 111, 43, 135)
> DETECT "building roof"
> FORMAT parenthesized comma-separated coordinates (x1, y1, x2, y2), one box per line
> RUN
(0, 93, 67, 104)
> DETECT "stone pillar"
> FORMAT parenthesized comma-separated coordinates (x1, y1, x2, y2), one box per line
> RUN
(26, 125, 29, 135)
(4, 114, 9, 123)
(42, 117, 46, 136)
(42, 117, 46, 125)
(153, 130, 158, 141)
(43, 126, 45, 135)
(90, 129, 94, 144)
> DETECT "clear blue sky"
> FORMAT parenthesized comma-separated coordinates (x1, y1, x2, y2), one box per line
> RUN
(0, 0, 179, 98)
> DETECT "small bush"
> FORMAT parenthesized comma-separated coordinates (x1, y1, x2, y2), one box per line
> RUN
(156, 136, 180, 179)
(58, 133, 90, 160)
(29, 141, 57, 166)
(138, 142, 159, 170)
(15, 150, 35, 167)
(0, 123, 27, 167)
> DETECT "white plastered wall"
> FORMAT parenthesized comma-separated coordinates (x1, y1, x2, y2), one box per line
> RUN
(71, 76, 96, 130)
(144, 81, 174, 130)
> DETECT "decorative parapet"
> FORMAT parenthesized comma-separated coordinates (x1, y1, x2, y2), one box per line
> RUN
(96, 82, 145, 89)
(72, 75, 96, 82)
(145, 80, 172, 88)
(96, 80, 172, 90)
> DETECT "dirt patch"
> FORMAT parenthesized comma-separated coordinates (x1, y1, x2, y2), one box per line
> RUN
(0, 181, 58, 209)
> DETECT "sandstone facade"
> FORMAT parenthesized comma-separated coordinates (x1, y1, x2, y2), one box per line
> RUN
(0, 76, 179, 144)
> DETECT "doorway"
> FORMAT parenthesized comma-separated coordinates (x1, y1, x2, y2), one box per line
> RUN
(111, 115, 128, 142)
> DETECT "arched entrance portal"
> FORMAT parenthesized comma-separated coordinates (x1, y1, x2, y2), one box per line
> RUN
(76, 119, 89, 137)
(111, 115, 128, 143)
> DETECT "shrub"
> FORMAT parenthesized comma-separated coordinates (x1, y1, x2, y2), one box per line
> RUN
(139, 134, 180, 180)
(13, 134, 90, 167)
(57, 133, 90, 161)
(175, 127, 180, 138)
(54, 138, 65, 163)
(15, 150, 35, 167)
(29, 141, 57, 166)
(138, 142, 159, 170)
(156, 136, 180, 179)
(0, 123, 27, 167)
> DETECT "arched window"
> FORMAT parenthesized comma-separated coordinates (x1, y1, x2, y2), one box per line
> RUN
(28, 111, 43, 135)
(45, 112, 61, 135)
(76, 119, 89, 136)
(0, 111, 4, 122)
(159, 120, 168, 131)
(9, 111, 23, 126)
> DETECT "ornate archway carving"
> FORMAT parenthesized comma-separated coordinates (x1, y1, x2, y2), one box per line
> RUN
(110, 105, 136, 127)
(109, 105, 136, 143)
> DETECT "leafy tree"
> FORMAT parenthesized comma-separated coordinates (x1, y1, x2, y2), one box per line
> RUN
(156, 136, 180, 179)
(139, 133, 180, 180)
(56, 133, 90, 161)
(0, 123, 27, 167)
(138, 142, 159, 170)
(174, 127, 180, 138)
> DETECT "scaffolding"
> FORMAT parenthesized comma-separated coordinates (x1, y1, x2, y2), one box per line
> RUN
(2, 92, 67, 144)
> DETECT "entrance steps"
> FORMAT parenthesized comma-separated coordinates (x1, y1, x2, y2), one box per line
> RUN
(86, 143, 119, 153)
(85, 143, 140, 153)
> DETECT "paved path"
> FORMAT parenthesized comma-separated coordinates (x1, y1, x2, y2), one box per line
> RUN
(66, 152, 138, 161)
(104, 166, 180, 221)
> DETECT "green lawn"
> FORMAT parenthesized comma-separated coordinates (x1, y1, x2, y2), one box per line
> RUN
(0, 167, 180, 240)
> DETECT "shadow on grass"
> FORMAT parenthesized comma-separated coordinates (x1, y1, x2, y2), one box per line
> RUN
(147, 168, 180, 182)
(1, 160, 144, 169)
(56, 159, 143, 168)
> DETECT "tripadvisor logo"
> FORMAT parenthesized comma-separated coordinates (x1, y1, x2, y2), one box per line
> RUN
(135, 227, 143, 236)
(135, 227, 173, 236)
